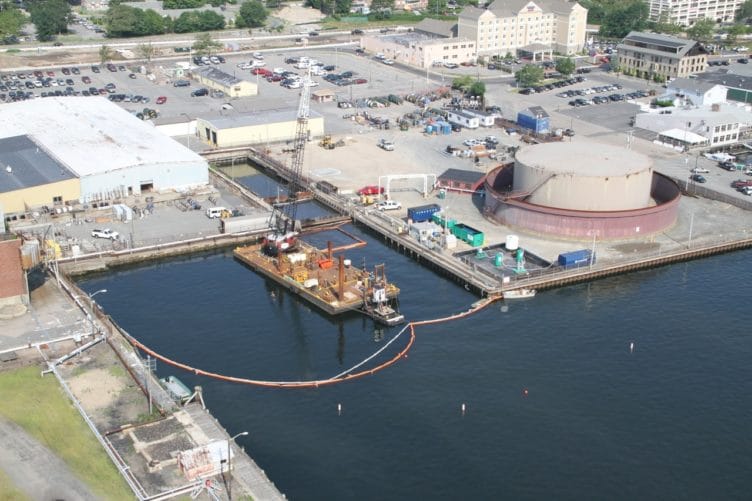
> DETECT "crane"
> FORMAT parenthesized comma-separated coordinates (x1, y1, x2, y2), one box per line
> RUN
(263, 69, 312, 256)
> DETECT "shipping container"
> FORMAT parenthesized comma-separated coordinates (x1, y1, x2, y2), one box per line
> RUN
(451, 223, 485, 247)
(220, 214, 270, 234)
(557, 249, 595, 268)
(431, 212, 456, 229)
(407, 204, 441, 223)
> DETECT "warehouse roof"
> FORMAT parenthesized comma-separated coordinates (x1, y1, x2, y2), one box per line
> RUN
(438, 168, 485, 184)
(196, 67, 245, 87)
(0, 135, 76, 194)
(0, 97, 205, 178)
(200, 109, 323, 129)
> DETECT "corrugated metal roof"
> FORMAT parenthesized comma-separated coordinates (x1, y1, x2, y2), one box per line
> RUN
(196, 66, 246, 86)
(0, 135, 76, 194)
(0, 97, 205, 178)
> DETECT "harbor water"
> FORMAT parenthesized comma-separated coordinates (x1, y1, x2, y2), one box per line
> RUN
(79, 220, 752, 501)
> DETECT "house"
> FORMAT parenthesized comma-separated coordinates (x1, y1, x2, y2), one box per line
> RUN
(615, 32, 709, 82)
(666, 78, 727, 107)
(437, 168, 487, 193)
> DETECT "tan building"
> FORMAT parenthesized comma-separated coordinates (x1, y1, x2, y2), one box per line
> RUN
(458, 0, 588, 57)
(0, 135, 80, 214)
(361, 33, 476, 68)
(196, 110, 325, 148)
(192, 67, 257, 98)
(616, 32, 709, 82)
(647, 0, 742, 26)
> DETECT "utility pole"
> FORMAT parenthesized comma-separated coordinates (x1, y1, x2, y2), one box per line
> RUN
(144, 356, 156, 415)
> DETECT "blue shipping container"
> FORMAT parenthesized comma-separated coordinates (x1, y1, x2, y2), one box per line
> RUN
(516, 112, 550, 134)
(407, 204, 441, 223)
(558, 249, 595, 268)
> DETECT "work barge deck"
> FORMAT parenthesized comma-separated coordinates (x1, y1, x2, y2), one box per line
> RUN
(233, 240, 400, 317)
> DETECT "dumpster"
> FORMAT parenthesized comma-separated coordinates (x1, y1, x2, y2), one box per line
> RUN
(407, 204, 441, 223)
(452, 223, 485, 247)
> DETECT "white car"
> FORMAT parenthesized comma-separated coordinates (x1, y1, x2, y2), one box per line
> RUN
(463, 138, 480, 147)
(382, 59, 395, 65)
(377, 200, 402, 211)
(253, 52, 264, 60)
(91, 228, 119, 240)
(691, 167, 710, 174)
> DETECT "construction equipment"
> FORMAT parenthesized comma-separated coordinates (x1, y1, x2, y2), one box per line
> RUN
(319, 135, 335, 149)
(263, 69, 312, 256)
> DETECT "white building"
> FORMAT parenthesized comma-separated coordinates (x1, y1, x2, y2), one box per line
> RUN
(647, 0, 742, 26)
(665, 78, 727, 107)
(447, 110, 480, 129)
(458, 0, 588, 57)
(635, 105, 745, 148)
(361, 32, 476, 68)
(0, 97, 208, 202)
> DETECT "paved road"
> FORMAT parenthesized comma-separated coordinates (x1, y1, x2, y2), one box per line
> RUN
(0, 417, 99, 500)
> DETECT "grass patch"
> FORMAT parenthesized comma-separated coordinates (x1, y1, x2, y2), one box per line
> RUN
(0, 468, 30, 501)
(0, 366, 132, 501)
(107, 363, 126, 379)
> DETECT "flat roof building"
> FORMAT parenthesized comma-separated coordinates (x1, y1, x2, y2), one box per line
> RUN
(647, 0, 742, 26)
(196, 109, 325, 148)
(193, 67, 257, 98)
(0, 97, 208, 209)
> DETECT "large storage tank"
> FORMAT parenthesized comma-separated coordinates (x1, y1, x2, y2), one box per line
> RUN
(513, 142, 653, 211)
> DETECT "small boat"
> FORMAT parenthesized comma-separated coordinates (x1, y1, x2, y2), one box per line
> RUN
(503, 288, 536, 300)
(367, 303, 405, 326)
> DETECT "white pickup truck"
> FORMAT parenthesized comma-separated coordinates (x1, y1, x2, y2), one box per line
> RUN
(378, 139, 394, 151)
(91, 228, 119, 240)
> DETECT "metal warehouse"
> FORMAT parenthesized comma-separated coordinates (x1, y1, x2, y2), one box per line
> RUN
(0, 97, 209, 207)
(484, 141, 681, 240)
(196, 110, 325, 148)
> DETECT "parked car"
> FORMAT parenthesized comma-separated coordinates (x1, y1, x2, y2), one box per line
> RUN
(691, 167, 710, 174)
(91, 228, 119, 240)
(377, 200, 402, 211)
(156, 96, 167, 104)
(351, 29, 364, 35)
(191, 88, 209, 97)
(173, 80, 191, 87)
(691, 174, 707, 183)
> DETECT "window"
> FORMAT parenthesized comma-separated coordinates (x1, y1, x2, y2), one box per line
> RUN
(53, 196, 62, 204)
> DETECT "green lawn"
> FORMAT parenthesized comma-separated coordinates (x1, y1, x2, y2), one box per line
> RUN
(0, 468, 30, 501)
(0, 366, 133, 501)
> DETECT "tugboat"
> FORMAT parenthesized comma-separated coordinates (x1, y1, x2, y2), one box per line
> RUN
(362, 264, 405, 326)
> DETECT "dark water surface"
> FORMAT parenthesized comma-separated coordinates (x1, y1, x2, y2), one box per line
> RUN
(80, 227, 752, 501)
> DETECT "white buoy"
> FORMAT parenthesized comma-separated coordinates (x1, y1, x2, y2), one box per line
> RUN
(461, 403, 466, 416)
(337, 403, 342, 416)
(630, 342, 635, 354)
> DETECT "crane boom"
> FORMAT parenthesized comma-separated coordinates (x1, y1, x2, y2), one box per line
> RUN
(263, 69, 312, 255)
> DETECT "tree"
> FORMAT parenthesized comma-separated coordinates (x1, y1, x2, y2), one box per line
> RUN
(451, 75, 473, 91)
(598, 0, 649, 38)
(137, 42, 157, 62)
(192, 32, 222, 54)
(650, 11, 683, 35)
(426, 0, 448, 16)
(737, 0, 752, 20)
(686, 18, 715, 43)
(555, 57, 575, 76)
(468, 80, 485, 99)
(99, 44, 114, 64)
(370, 0, 395, 15)
(725, 23, 748, 45)
(236, 0, 267, 28)
(28, 0, 72, 41)
(515, 64, 544, 87)
(0, 3, 27, 41)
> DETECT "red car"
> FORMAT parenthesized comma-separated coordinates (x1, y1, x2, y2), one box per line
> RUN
(252, 67, 271, 76)
(353, 78, 368, 85)
(156, 96, 167, 105)
(82, 76, 91, 84)
(357, 185, 384, 196)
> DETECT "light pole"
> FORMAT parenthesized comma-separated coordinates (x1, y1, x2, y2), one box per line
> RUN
(86, 289, 107, 335)
(227, 431, 248, 500)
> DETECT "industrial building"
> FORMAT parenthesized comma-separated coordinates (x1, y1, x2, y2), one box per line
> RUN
(192, 67, 258, 98)
(647, 0, 742, 26)
(616, 32, 709, 81)
(634, 104, 746, 148)
(458, 0, 588, 57)
(0, 135, 80, 214)
(361, 32, 476, 68)
(196, 110, 325, 148)
(664, 78, 727, 107)
(484, 141, 681, 239)
(517, 107, 550, 134)
(0, 97, 209, 214)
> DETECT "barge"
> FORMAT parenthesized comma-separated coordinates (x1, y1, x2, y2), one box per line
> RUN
(233, 241, 401, 319)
